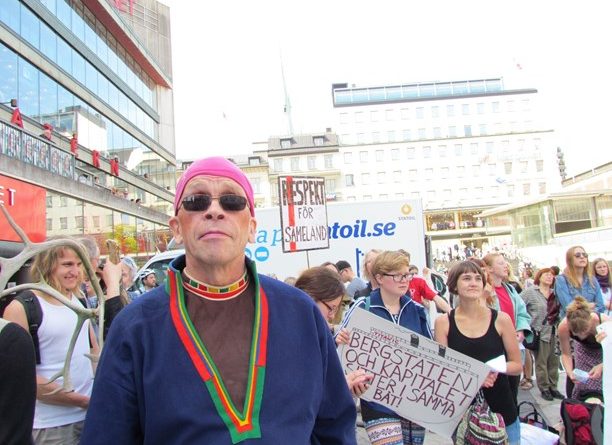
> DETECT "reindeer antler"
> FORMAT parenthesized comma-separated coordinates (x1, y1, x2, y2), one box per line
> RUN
(0, 204, 106, 393)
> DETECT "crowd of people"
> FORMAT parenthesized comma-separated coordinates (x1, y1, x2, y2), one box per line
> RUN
(0, 155, 609, 445)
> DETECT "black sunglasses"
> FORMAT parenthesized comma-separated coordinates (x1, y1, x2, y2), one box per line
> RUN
(181, 194, 248, 212)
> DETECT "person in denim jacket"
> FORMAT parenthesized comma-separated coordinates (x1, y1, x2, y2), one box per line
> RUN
(555, 246, 605, 317)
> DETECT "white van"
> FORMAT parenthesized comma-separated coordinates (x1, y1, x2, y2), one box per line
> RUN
(133, 248, 183, 293)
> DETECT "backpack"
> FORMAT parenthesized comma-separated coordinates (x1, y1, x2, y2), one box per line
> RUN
(14, 290, 43, 365)
(560, 397, 604, 445)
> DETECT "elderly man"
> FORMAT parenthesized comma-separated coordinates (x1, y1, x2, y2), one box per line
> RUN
(82, 157, 356, 444)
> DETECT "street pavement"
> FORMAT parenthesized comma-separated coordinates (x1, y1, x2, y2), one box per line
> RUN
(356, 372, 566, 444)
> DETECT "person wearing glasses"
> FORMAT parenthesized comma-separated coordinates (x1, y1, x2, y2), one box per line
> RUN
(295, 266, 373, 397)
(82, 157, 357, 445)
(336, 250, 431, 445)
(555, 246, 605, 317)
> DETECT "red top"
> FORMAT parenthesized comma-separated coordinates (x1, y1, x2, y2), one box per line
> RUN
(408, 276, 437, 304)
(494, 285, 515, 327)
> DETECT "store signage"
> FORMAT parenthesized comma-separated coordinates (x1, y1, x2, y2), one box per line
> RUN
(0, 174, 46, 242)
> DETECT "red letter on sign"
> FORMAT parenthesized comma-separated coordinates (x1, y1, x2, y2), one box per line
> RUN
(11, 108, 23, 128)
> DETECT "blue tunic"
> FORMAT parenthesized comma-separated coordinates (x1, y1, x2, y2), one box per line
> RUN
(81, 257, 356, 445)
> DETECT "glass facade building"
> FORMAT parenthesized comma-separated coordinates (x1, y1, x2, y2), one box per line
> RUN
(0, 0, 176, 260)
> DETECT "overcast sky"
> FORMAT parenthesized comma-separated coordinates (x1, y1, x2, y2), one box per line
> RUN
(160, 0, 611, 177)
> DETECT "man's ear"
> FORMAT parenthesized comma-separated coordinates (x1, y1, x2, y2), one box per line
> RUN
(247, 217, 257, 244)
(169, 216, 183, 245)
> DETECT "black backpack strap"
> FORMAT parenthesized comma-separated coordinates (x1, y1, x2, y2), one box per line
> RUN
(15, 290, 43, 364)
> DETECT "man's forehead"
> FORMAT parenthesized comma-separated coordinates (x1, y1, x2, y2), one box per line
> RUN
(183, 175, 245, 194)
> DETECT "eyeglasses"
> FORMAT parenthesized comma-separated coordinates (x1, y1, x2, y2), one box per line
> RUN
(574, 252, 589, 259)
(320, 300, 340, 316)
(181, 194, 248, 212)
(383, 273, 414, 282)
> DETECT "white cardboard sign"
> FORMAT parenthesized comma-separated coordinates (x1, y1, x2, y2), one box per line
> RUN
(338, 308, 491, 438)
(278, 176, 329, 253)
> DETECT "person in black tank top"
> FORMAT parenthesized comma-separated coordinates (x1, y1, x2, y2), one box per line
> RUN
(434, 261, 523, 445)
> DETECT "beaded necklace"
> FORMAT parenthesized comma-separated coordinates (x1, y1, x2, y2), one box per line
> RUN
(183, 269, 249, 300)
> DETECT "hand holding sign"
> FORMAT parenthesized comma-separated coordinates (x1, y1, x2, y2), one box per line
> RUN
(338, 308, 490, 439)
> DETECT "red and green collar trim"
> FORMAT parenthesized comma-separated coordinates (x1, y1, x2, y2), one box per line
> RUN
(168, 262, 268, 444)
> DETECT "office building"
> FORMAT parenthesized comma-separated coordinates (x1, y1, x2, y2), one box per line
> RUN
(0, 0, 175, 259)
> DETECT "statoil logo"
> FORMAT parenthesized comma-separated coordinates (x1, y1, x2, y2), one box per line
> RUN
(398, 203, 416, 221)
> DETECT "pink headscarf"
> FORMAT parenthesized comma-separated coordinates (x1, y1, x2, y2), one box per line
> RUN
(174, 157, 254, 216)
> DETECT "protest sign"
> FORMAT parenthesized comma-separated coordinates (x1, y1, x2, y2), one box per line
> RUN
(278, 176, 329, 253)
(338, 308, 491, 438)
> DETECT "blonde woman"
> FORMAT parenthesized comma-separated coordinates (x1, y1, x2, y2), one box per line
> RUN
(4, 243, 98, 445)
(558, 296, 608, 399)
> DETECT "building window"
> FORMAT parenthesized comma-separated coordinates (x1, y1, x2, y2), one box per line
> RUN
(363, 195, 373, 200)
(372, 131, 380, 143)
(507, 100, 515, 112)
(403, 129, 411, 141)
(92, 216, 100, 228)
(290, 157, 300, 171)
(416, 107, 424, 119)
(376, 150, 384, 162)
(370, 110, 379, 122)
(427, 190, 436, 200)
(479, 124, 487, 135)
(360, 151, 368, 163)
(507, 185, 515, 198)
(502, 140, 510, 153)
(357, 133, 366, 144)
(355, 111, 364, 123)
(492, 101, 500, 113)
(462, 104, 470, 115)
(387, 130, 396, 142)
(307, 156, 316, 170)
(472, 164, 480, 176)
(523, 183, 531, 195)
(488, 164, 496, 175)
(440, 167, 449, 178)
(407, 147, 415, 159)
(46, 218, 52, 230)
(475, 187, 484, 196)
(393, 171, 401, 183)
(438, 145, 447, 157)
(536, 160, 544, 172)
(454, 144, 462, 156)
(464, 125, 472, 137)
(504, 162, 512, 175)
(431, 106, 440, 118)
(385, 109, 394, 121)
(391, 149, 399, 160)
(433, 127, 442, 138)
(395, 192, 404, 198)
(418, 128, 427, 139)
(361, 173, 370, 185)
(425, 168, 434, 178)
(377, 172, 385, 184)
(347, 196, 356, 201)
(411, 191, 420, 198)
(446, 104, 455, 117)
(313, 136, 325, 146)
(539, 182, 547, 194)
(379, 194, 388, 199)
(448, 126, 457, 137)
(457, 165, 465, 176)
(520, 161, 528, 173)
(340, 134, 351, 144)
(408, 169, 417, 178)
(251, 177, 261, 193)
(486, 142, 494, 153)
(339, 113, 349, 124)
(470, 143, 478, 155)
(344, 152, 352, 164)
(400, 108, 410, 119)
(325, 178, 336, 191)
(60, 217, 68, 230)
(345, 174, 354, 187)
(423, 146, 432, 158)
(324, 154, 333, 168)
(60, 196, 68, 207)
(75, 216, 84, 229)
(46, 196, 53, 207)
(274, 159, 283, 172)
(280, 139, 292, 149)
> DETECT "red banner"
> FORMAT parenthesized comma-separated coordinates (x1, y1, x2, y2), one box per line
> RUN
(0, 175, 46, 242)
